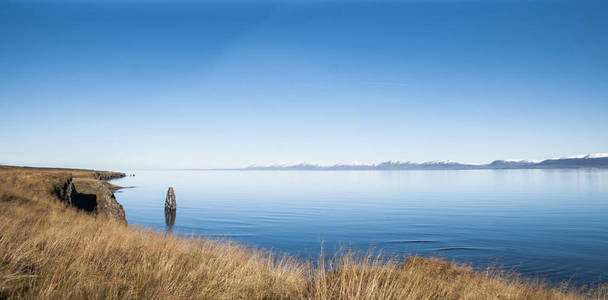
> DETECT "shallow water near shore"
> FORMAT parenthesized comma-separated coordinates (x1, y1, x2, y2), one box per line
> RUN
(112, 169, 608, 285)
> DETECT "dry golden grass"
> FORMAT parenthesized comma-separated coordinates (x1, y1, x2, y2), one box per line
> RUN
(1, 166, 606, 299)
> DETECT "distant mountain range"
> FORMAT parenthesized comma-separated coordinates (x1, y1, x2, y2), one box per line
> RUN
(245, 154, 608, 170)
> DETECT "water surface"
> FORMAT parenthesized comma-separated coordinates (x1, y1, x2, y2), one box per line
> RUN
(112, 169, 608, 285)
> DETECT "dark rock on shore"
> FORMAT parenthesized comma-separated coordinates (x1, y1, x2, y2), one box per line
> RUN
(73, 179, 126, 223)
(92, 171, 126, 181)
(0, 165, 126, 223)
(53, 175, 126, 223)
(54, 176, 77, 204)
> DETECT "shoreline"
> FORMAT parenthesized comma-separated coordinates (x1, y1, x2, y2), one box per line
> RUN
(0, 165, 127, 222)
(1, 165, 606, 298)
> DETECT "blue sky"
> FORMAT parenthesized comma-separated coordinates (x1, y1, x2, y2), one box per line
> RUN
(1, 0, 607, 169)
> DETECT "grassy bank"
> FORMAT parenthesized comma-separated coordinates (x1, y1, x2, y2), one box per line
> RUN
(0, 167, 606, 299)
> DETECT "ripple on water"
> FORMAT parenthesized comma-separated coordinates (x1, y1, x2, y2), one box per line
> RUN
(434, 247, 493, 252)
(385, 240, 436, 244)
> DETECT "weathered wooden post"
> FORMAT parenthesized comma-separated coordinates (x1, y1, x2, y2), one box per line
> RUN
(165, 187, 176, 211)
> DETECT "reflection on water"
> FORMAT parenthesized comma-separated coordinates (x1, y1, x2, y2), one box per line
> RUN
(113, 169, 608, 286)
(165, 208, 176, 231)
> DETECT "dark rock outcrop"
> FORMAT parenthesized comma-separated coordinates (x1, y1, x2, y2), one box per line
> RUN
(92, 171, 126, 181)
(165, 187, 176, 211)
(54, 176, 77, 204)
(71, 191, 97, 212)
(55, 175, 126, 223)
(73, 179, 126, 223)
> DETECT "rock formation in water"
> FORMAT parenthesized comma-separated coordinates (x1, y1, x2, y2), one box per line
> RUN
(164, 187, 176, 230)
(165, 187, 176, 211)
(165, 208, 176, 231)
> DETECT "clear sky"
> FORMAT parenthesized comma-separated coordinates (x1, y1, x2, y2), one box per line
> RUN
(1, 0, 607, 169)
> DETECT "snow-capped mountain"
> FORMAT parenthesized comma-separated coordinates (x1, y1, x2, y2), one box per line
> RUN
(244, 154, 608, 170)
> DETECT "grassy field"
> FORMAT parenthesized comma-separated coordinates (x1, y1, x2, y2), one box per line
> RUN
(0, 166, 606, 299)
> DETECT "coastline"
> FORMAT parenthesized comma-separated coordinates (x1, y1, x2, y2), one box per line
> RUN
(0, 165, 127, 222)
(0, 165, 606, 299)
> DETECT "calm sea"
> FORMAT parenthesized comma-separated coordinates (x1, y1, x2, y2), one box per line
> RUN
(112, 169, 608, 285)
